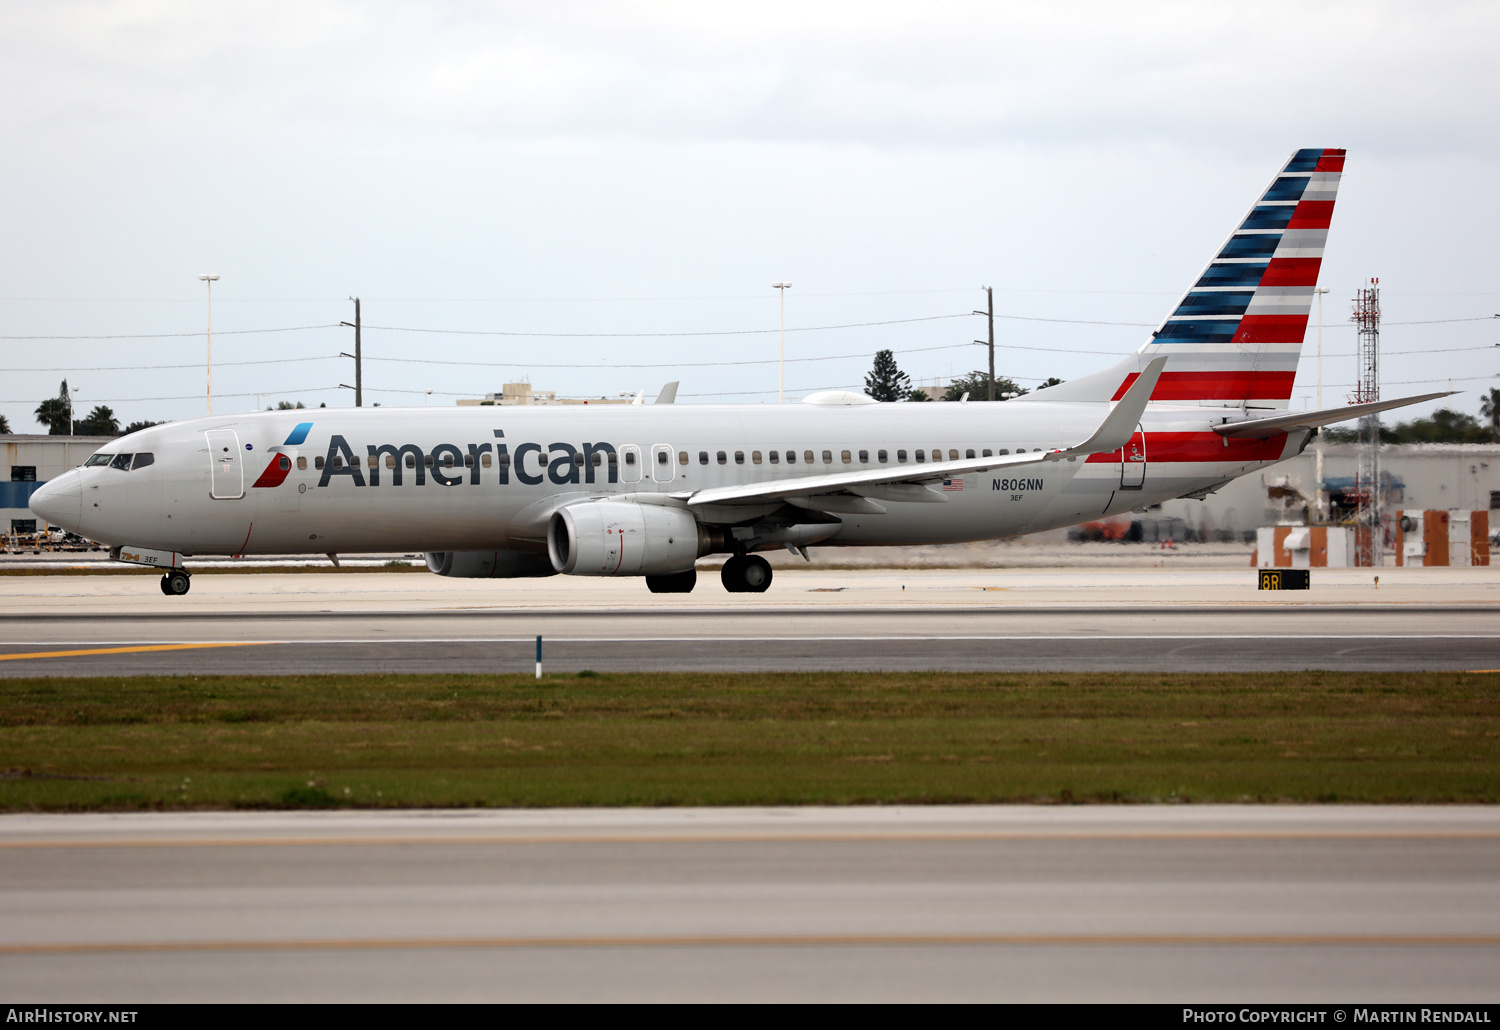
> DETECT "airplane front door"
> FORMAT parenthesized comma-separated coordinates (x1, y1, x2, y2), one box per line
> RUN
(1120, 424, 1146, 490)
(206, 429, 245, 499)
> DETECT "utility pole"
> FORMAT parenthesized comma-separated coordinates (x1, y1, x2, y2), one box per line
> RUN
(340, 297, 363, 407)
(974, 286, 995, 401)
(1313, 287, 1330, 522)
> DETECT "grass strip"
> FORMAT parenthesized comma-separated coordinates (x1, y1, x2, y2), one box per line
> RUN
(1, 671, 1495, 810)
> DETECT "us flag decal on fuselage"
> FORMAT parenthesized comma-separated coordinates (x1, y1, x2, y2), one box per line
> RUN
(942, 478, 964, 491)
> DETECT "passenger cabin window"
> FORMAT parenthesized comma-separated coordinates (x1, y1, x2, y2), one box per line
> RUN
(656, 451, 667, 465)
(132, 453, 154, 471)
(406, 454, 418, 468)
(699, 451, 709, 465)
(424, 455, 434, 468)
(965, 449, 976, 459)
(482, 453, 493, 468)
(314, 456, 326, 470)
(858, 450, 868, 463)
(109, 453, 133, 470)
(735, 451, 745, 465)
(625, 452, 636, 466)
(949, 449, 960, 461)
(768, 451, 779, 464)
(841, 450, 851, 464)
(996, 449, 1008, 455)
(754, 451, 764, 464)
(331, 456, 344, 470)
(914, 450, 925, 463)
(717, 451, 727, 465)
(465, 454, 475, 468)
(981, 449, 992, 457)
(297, 456, 308, 470)
(878, 450, 888, 463)
(804, 450, 815, 464)
(786, 451, 796, 464)
(896, 450, 907, 463)
(678, 451, 688, 465)
(572, 453, 584, 466)
(84, 455, 111, 468)
(278, 455, 291, 472)
(590, 453, 602, 467)
(821, 450, 832, 464)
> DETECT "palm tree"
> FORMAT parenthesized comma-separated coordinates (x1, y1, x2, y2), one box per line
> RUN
(79, 405, 120, 436)
(1479, 387, 1500, 442)
(34, 379, 72, 435)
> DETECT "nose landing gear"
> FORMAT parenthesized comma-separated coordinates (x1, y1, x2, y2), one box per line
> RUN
(159, 570, 191, 596)
(720, 554, 772, 593)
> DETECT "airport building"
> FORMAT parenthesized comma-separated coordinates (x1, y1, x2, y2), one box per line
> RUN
(2, 434, 114, 537)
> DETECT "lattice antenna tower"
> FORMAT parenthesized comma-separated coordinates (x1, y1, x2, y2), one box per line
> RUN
(1349, 278, 1382, 564)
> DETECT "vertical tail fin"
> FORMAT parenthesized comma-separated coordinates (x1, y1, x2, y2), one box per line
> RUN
(1135, 147, 1345, 407)
(1021, 149, 1344, 408)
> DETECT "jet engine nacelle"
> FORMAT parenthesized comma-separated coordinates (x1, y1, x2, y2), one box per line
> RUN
(547, 501, 721, 576)
(424, 550, 557, 578)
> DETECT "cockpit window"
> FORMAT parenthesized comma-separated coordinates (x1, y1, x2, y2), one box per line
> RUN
(85, 454, 112, 467)
(131, 453, 155, 470)
(109, 454, 134, 470)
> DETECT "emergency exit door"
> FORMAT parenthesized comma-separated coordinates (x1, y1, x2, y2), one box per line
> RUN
(206, 429, 245, 499)
(1120, 424, 1146, 489)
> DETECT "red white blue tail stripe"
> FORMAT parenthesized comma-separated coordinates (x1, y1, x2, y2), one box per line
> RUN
(1122, 148, 1345, 408)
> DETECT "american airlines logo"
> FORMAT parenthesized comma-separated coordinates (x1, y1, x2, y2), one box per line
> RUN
(310, 433, 621, 489)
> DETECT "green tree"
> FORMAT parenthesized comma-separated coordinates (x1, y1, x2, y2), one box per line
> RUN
(863, 350, 912, 402)
(1479, 387, 1500, 441)
(908, 388, 932, 401)
(34, 380, 71, 435)
(0, 413, 10, 434)
(268, 400, 307, 410)
(942, 370, 1028, 402)
(124, 420, 164, 434)
(1036, 376, 1064, 390)
(78, 405, 120, 436)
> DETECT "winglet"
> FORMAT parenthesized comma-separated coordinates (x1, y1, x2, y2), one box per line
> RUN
(1048, 356, 1167, 461)
(654, 381, 679, 405)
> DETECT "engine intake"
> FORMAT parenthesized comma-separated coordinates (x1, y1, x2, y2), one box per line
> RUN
(425, 550, 557, 578)
(547, 501, 723, 576)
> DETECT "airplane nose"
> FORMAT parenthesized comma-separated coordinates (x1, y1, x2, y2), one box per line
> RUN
(29, 470, 82, 533)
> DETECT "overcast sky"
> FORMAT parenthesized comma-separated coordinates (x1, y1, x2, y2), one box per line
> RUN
(2, 1, 1497, 430)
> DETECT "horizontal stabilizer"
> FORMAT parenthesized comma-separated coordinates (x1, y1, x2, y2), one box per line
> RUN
(1213, 391, 1455, 439)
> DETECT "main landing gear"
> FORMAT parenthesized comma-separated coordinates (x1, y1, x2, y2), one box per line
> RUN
(645, 569, 698, 594)
(159, 569, 191, 596)
(720, 554, 772, 593)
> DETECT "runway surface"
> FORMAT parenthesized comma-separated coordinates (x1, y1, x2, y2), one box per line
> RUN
(0, 806, 1496, 1002)
(4, 605, 1500, 674)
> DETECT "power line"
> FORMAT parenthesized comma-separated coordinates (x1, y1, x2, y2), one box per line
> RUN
(363, 313, 975, 338)
(9, 356, 339, 373)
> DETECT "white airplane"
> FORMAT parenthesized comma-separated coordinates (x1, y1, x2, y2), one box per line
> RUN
(31, 148, 1446, 596)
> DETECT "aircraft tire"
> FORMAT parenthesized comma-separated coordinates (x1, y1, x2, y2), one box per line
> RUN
(163, 570, 191, 596)
(720, 556, 747, 592)
(741, 554, 772, 593)
(645, 569, 696, 594)
(159, 575, 171, 596)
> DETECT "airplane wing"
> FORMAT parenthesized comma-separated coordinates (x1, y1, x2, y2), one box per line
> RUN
(1212, 391, 1455, 440)
(686, 356, 1168, 509)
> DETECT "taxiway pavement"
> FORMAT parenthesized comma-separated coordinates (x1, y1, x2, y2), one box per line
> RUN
(1, 806, 1495, 1002)
(1, 567, 1497, 674)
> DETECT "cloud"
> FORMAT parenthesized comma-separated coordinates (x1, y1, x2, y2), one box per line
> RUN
(5, 0, 1497, 153)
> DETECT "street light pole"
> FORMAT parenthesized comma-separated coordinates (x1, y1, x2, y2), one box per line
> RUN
(69, 386, 78, 436)
(772, 282, 792, 403)
(198, 274, 220, 415)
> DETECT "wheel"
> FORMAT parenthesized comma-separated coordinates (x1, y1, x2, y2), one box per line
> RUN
(163, 570, 191, 596)
(720, 556, 747, 592)
(721, 555, 772, 593)
(741, 554, 772, 593)
(645, 569, 697, 594)
(159, 574, 172, 595)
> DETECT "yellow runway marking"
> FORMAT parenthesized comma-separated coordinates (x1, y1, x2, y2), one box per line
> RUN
(0, 642, 270, 662)
(2, 933, 1496, 955)
(1, 830, 1497, 850)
